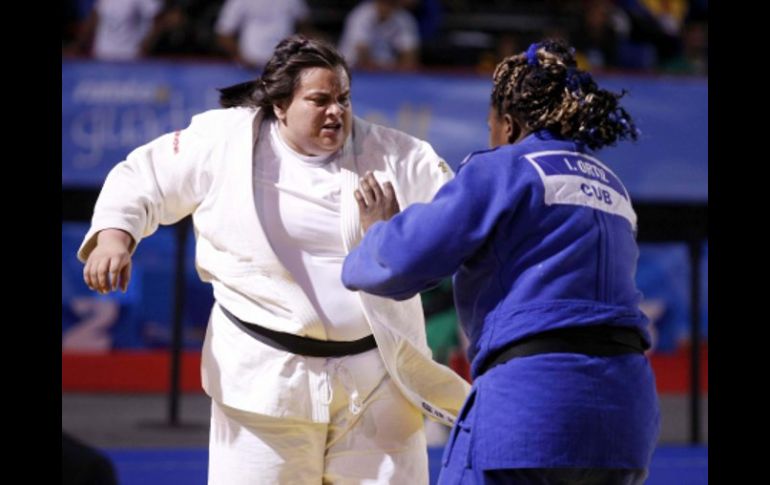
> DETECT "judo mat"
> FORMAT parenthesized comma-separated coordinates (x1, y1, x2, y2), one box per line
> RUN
(102, 444, 707, 484)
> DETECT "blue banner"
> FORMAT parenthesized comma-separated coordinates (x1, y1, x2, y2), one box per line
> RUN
(63, 60, 707, 202)
(62, 222, 212, 351)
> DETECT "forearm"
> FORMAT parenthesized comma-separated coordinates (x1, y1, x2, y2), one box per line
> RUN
(343, 161, 506, 298)
(343, 219, 441, 299)
(343, 202, 463, 299)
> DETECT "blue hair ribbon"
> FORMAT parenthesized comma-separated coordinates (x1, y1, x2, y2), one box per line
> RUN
(526, 43, 540, 66)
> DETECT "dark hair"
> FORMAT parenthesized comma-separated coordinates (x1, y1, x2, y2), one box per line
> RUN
(491, 39, 638, 150)
(218, 35, 351, 118)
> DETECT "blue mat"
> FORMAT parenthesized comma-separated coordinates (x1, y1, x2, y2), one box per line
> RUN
(103, 445, 706, 484)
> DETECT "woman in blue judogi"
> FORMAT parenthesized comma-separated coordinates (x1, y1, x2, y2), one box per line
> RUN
(343, 39, 660, 484)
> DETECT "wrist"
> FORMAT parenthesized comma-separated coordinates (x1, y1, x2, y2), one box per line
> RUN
(96, 228, 133, 248)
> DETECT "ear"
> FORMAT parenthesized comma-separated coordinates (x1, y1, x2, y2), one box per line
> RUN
(273, 103, 287, 122)
(504, 114, 522, 144)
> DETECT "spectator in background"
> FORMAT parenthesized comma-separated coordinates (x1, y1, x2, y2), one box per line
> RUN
(69, 0, 165, 60)
(573, 0, 632, 69)
(618, 0, 688, 67)
(402, 0, 443, 44)
(662, 20, 707, 74)
(339, 0, 421, 70)
(146, 0, 226, 58)
(214, 0, 312, 69)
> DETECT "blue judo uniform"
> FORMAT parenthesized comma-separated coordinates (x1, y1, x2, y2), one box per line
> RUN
(342, 130, 660, 482)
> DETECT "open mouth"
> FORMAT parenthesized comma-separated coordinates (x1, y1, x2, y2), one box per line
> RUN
(321, 122, 342, 133)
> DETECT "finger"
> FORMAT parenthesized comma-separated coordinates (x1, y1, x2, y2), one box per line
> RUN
(108, 256, 122, 291)
(83, 263, 94, 291)
(382, 181, 396, 201)
(95, 258, 111, 293)
(88, 268, 100, 292)
(88, 263, 102, 293)
(359, 178, 375, 205)
(119, 260, 131, 293)
(354, 189, 367, 211)
(365, 173, 384, 201)
(384, 182, 401, 213)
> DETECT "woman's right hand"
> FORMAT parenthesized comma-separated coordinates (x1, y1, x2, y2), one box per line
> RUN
(83, 229, 134, 294)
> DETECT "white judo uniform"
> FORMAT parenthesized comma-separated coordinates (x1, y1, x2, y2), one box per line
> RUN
(78, 107, 470, 484)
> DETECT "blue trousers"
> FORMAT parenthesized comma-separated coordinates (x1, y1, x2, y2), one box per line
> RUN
(437, 381, 649, 485)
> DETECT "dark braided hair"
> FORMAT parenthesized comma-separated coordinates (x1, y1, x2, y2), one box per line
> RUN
(218, 35, 351, 119)
(491, 39, 639, 150)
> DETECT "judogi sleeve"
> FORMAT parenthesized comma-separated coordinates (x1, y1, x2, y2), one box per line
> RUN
(392, 140, 454, 205)
(343, 152, 523, 299)
(78, 115, 215, 262)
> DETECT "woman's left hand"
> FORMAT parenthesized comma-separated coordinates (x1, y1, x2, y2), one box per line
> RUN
(355, 171, 400, 232)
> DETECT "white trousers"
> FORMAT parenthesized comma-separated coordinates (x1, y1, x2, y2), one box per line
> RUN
(208, 352, 428, 484)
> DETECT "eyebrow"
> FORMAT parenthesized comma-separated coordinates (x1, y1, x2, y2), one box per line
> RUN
(305, 90, 351, 98)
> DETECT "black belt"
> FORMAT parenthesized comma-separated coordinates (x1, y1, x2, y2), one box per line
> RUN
(478, 325, 647, 376)
(219, 305, 377, 358)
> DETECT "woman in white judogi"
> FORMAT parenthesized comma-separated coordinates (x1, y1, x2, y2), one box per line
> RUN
(79, 35, 469, 484)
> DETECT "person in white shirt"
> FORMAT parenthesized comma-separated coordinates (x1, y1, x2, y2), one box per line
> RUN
(73, 0, 164, 61)
(339, 0, 420, 70)
(79, 35, 469, 484)
(215, 0, 311, 68)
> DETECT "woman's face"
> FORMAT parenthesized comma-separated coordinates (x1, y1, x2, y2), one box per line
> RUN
(274, 66, 352, 156)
